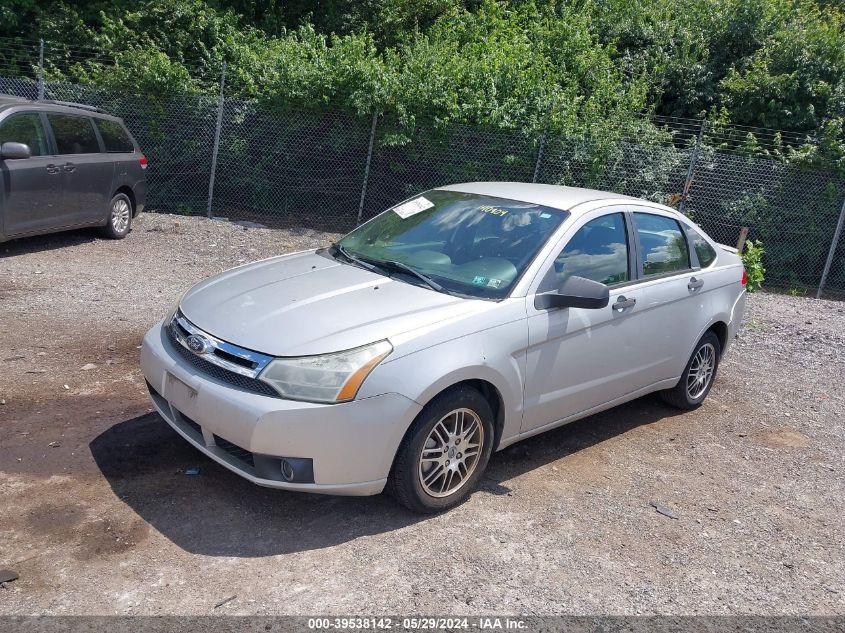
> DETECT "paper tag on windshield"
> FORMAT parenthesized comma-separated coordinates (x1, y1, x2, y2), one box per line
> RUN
(393, 196, 434, 219)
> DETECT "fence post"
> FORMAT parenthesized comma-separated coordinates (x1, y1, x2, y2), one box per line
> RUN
(816, 195, 845, 299)
(736, 227, 749, 252)
(532, 103, 553, 183)
(37, 39, 45, 100)
(206, 62, 226, 219)
(356, 111, 378, 226)
(678, 116, 706, 216)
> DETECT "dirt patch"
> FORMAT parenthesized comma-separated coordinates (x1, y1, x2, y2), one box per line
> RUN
(25, 503, 87, 535)
(758, 428, 813, 449)
(75, 516, 151, 559)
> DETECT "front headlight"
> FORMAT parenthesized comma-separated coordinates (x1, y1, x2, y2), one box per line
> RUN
(258, 340, 393, 403)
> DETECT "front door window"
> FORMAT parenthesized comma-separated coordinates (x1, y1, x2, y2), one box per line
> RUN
(540, 212, 629, 291)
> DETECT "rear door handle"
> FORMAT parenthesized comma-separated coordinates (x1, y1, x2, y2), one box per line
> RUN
(612, 296, 636, 311)
(688, 277, 704, 290)
(46, 164, 60, 174)
(63, 162, 76, 173)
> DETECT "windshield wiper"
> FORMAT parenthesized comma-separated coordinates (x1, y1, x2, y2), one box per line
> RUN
(330, 243, 444, 293)
(377, 259, 444, 293)
(330, 242, 380, 274)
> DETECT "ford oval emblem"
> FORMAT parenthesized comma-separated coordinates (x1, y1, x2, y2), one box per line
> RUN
(186, 334, 211, 355)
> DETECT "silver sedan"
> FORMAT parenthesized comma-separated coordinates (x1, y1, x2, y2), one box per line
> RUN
(141, 182, 747, 512)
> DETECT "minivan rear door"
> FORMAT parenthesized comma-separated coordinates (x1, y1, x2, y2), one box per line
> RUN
(0, 111, 63, 236)
(46, 113, 114, 225)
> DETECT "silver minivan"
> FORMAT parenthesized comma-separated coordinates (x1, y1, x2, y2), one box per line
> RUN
(141, 182, 747, 512)
(0, 95, 146, 242)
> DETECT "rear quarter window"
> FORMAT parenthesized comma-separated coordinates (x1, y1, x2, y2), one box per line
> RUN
(95, 118, 135, 153)
(686, 226, 718, 268)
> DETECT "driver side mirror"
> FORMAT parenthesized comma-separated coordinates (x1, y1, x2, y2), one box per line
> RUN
(534, 275, 610, 310)
(1, 142, 31, 160)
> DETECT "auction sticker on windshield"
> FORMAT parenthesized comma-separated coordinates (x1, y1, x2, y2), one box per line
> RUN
(393, 196, 435, 219)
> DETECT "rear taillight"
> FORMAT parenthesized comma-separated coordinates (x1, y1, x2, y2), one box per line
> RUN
(741, 268, 747, 286)
(139, 154, 148, 169)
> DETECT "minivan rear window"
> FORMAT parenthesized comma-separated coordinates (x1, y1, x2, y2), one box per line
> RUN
(95, 118, 134, 153)
(48, 114, 100, 154)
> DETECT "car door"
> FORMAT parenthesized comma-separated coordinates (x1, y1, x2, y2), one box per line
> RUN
(631, 209, 714, 385)
(0, 111, 62, 236)
(521, 208, 652, 434)
(45, 113, 114, 225)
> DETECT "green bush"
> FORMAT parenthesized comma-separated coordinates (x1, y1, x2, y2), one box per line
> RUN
(742, 239, 766, 292)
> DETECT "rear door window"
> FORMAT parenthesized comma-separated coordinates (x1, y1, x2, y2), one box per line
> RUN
(0, 112, 49, 156)
(95, 118, 134, 153)
(633, 212, 691, 277)
(47, 114, 100, 154)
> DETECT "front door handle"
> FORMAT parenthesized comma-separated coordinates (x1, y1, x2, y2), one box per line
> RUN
(612, 296, 636, 311)
(688, 276, 704, 290)
(45, 164, 60, 174)
(63, 162, 76, 173)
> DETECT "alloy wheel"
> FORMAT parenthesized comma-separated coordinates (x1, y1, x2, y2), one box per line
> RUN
(418, 408, 484, 498)
(111, 198, 131, 233)
(686, 342, 716, 399)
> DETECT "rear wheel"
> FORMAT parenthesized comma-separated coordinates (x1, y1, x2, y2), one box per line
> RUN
(389, 386, 494, 513)
(660, 331, 721, 409)
(101, 193, 133, 239)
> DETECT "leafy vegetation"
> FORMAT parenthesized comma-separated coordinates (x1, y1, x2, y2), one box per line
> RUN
(0, 0, 842, 156)
(742, 239, 766, 292)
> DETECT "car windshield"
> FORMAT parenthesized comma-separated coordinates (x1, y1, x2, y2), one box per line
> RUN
(338, 190, 569, 299)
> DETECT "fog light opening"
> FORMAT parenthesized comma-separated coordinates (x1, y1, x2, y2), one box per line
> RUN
(280, 459, 295, 482)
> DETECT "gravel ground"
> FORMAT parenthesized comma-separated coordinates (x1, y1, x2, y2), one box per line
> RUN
(0, 213, 843, 616)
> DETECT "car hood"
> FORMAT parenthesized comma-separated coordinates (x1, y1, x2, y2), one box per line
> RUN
(179, 250, 484, 356)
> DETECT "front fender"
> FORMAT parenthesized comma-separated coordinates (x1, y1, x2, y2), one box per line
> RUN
(359, 319, 527, 447)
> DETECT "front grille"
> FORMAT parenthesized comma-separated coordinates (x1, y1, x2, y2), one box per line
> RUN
(166, 324, 280, 398)
(214, 434, 255, 469)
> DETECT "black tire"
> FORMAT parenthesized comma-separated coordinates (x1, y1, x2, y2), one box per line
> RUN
(660, 331, 721, 409)
(389, 385, 495, 513)
(101, 193, 133, 239)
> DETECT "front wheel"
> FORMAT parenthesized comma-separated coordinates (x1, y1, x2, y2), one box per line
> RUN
(660, 331, 721, 409)
(101, 193, 133, 239)
(389, 386, 495, 513)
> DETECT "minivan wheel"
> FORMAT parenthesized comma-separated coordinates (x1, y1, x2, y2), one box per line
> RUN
(660, 331, 721, 410)
(102, 193, 133, 239)
(389, 386, 494, 513)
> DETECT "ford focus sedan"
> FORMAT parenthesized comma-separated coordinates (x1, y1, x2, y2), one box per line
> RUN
(141, 182, 747, 512)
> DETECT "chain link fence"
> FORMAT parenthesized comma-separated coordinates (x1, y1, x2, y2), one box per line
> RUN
(1, 45, 843, 299)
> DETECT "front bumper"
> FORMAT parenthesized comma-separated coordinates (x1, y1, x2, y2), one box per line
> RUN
(140, 321, 423, 495)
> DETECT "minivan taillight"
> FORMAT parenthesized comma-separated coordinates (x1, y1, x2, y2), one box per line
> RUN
(139, 154, 148, 170)
(741, 269, 747, 286)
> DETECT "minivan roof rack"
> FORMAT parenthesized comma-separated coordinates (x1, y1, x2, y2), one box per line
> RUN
(39, 100, 108, 113)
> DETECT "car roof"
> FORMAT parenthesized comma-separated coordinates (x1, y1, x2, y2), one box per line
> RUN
(437, 182, 638, 214)
(0, 95, 30, 108)
(0, 94, 122, 122)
